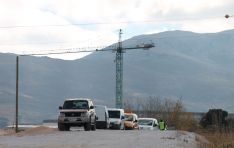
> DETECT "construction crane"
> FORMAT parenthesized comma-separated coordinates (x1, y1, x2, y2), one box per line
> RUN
(20, 29, 154, 109)
(114, 29, 154, 109)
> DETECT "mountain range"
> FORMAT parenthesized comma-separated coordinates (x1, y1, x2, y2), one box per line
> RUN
(1, 29, 234, 124)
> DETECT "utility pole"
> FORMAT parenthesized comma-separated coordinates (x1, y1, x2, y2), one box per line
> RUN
(115, 29, 154, 109)
(15, 56, 19, 133)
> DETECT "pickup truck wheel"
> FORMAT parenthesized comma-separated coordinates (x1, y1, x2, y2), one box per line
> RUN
(65, 125, 70, 131)
(84, 118, 91, 131)
(58, 123, 65, 131)
(91, 118, 96, 131)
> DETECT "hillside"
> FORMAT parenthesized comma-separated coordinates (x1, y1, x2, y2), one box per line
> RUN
(1, 30, 234, 124)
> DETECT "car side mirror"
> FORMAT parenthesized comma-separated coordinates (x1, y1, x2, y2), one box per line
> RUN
(90, 106, 94, 109)
(121, 116, 125, 120)
(59, 106, 63, 110)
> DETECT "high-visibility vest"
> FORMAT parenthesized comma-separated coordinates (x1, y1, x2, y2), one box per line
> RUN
(159, 121, 165, 130)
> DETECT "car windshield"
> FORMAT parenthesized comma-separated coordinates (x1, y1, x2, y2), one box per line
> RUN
(108, 110, 120, 118)
(63, 100, 88, 109)
(125, 115, 134, 121)
(138, 119, 153, 126)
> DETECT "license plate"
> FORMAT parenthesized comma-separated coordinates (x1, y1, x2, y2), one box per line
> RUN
(69, 118, 78, 122)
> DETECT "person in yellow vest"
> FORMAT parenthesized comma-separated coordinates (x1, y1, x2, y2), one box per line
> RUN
(159, 119, 167, 130)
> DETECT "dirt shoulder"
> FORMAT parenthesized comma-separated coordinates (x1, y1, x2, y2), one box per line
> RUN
(0, 126, 57, 137)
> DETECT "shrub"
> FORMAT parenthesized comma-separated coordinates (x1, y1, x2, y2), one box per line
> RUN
(124, 96, 198, 131)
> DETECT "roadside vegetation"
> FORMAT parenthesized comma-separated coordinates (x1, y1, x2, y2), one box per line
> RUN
(197, 130, 234, 148)
(198, 109, 234, 148)
(124, 96, 198, 131)
(124, 97, 234, 148)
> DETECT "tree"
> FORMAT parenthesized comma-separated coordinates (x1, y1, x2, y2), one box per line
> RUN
(200, 109, 228, 131)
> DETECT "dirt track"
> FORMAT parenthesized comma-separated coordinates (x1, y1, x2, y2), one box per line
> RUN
(0, 127, 204, 148)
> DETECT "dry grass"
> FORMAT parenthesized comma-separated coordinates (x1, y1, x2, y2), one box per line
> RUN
(197, 130, 234, 148)
(124, 97, 234, 148)
(0, 126, 57, 137)
(175, 112, 198, 132)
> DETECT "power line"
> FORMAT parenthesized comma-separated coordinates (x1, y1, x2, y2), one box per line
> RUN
(0, 41, 115, 46)
(0, 16, 223, 29)
(1, 30, 229, 46)
(20, 50, 95, 56)
(0, 35, 117, 46)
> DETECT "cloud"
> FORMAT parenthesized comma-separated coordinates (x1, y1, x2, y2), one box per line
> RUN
(181, 18, 234, 33)
(0, 0, 233, 60)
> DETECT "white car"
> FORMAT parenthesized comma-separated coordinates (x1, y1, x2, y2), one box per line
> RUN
(138, 118, 158, 130)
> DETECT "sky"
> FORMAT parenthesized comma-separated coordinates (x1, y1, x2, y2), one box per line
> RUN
(0, 0, 234, 60)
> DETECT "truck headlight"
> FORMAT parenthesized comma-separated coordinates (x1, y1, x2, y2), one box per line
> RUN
(59, 112, 65, 117)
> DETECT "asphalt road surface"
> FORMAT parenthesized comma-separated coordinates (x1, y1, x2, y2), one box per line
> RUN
(0, 128, 203, 148)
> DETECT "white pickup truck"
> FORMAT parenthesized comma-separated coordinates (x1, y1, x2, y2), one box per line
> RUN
(58, 98, 96, 131)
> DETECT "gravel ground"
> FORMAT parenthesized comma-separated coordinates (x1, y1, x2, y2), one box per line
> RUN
(0, 127, 202, 148)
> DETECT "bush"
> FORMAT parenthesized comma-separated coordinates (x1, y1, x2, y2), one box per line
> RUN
(200, 109, 229, 132)
(124, 96, 198, 131)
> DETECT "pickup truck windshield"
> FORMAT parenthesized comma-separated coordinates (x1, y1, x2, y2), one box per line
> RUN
(108, 110, 120, 118)
(63, 100, 88, 109)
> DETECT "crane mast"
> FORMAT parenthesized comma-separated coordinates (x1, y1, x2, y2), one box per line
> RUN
(116, 29, 123, 109)
(115, 29, 154, 109)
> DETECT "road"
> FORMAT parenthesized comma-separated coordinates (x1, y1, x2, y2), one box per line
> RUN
(0, 127, 203, 148)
